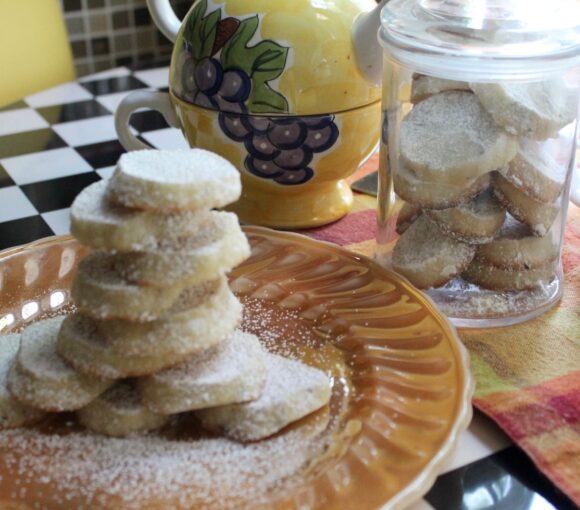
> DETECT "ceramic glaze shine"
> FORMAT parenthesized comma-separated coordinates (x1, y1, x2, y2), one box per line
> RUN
(211, 0, 381, 114)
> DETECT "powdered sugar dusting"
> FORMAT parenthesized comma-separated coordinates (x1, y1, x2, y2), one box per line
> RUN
(429, 275, 559, 320)
(71, 180, 134, 224)
(401, 91, 512, 173)
(117, 149, 238, 185)
(393, 216, 475, 273)
(160, 330, 263, 385)
(196, 352, 331, 441)
(17, 317, 69, 378)
(241, 353, 329, 411)
(240, 298, 331, 369)
(0, 415, 330, 509)
(0, 298, 344, 508)
(107, 150, 242, 211)
(0, 335, 20, 397)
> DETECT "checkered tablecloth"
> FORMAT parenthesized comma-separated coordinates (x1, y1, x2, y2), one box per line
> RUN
(0, 67, 186, 249)
(0, 65, 576, 510)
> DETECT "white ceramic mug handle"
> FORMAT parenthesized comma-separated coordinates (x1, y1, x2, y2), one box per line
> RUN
(146, 0, 180, 43)
(115, 90, 180, 151)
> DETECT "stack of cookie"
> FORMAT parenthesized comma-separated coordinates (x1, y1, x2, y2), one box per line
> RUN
(0, 149, 331, 441)
(391, 77, 572, 292)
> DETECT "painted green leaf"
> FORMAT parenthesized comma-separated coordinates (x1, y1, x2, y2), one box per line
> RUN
(249, 83, 289, 113)
(220, 15, 289, 114)
(199, 9, 220, 60)
(191, 0, 207, 23)
(249, 42, 288, 82)
(184, 0, 221, 61)
(220, 16, 259, 74)
(183, 15, 194, 48)
(184, 0, 206, 51)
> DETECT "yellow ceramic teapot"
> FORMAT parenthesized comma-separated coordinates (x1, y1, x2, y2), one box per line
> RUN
(115, 0, 386, 228)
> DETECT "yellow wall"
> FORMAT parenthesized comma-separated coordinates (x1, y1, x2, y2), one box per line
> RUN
(0, 0, 75, 106)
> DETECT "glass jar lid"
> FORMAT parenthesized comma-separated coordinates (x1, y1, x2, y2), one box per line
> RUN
(380, 0, 580, 80)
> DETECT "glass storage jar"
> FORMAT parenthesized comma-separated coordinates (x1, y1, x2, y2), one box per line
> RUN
(377, 0, 580, 327)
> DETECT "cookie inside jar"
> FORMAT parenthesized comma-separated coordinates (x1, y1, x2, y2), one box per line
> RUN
(377, 0, 580, 326)
(379, 73, 577, 326)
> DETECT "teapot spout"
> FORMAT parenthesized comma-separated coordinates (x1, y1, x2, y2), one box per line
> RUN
(352, 0, 388, 86)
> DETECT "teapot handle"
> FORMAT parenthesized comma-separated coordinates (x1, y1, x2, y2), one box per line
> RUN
(146, 0, 180, 43)
(115, 90, 181, 151)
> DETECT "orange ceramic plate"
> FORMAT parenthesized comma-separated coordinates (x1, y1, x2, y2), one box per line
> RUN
(0, 228, 473, 510)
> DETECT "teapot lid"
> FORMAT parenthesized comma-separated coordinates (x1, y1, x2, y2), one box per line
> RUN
(379, 0, 580, 80)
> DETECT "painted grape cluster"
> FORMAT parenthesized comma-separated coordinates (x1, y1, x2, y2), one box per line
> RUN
(175, 1, 340, 185)
(220, 111, 339, 185)
(181, 55, 339, 185)
(180, 55, 251, 114)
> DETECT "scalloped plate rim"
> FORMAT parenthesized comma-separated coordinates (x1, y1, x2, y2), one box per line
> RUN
(0, 230, 474, 510)
(241, 226, 474, 510)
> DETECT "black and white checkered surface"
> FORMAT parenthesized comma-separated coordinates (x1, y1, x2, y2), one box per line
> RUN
(0, 66, 187, 250)
(0, 66, 576, 510)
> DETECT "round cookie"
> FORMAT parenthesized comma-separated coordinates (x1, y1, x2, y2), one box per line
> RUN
(70, 179, 210, 251)
(426, 189, 506, 244)
(58, 279, 242, 379)
(107, 149, 241, 211)
(78, 381, 168, 437)
(463, 259, 556, 291)
(470, 80, 577, 140)
(0, 334, 45, 429)
(400, 91, 517, 183)
(396, 202, 422, 235)
(7, 317, 113, 412)
(475, 215, 559, 270)
(411, 75, 470, 104)
(493, 173, 559, 236)
(112, 211, 251, 287)
(392, 215, 477, 289)
(503, 138, 566, 203)
(72, 251, 186, 321)
(138, 330, 266, 415)
(196, 353, 331, 442)
(394, 164, 491, 210)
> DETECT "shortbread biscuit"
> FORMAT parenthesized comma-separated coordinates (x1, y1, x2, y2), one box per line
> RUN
(139, 330, 266, 414)
(462, 259, 556, 291)
(396, 202, 422, 234)
(426, 189, 505, 244)
(411, 75, 470, 104)
(196, 353, 331, 442)
(72, 251, 186, 321)
(394, 164, 490, 210)
(400, 91, 517, 183)
(475, 215, 559, 270)
(112, 211, 251, 287)
(493, 173, 559, 236)
(393, 215, 476, 289)
(58, 279, 242, 378)
(470, 80, 577, 140)
(7, 317, 113, 412)
(78, 381, 168, 437)
(70, 179, 210, 251)
(0, 334, 45, 429)
(107, 149, 241, 211)
(502, 139, 566, 203)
